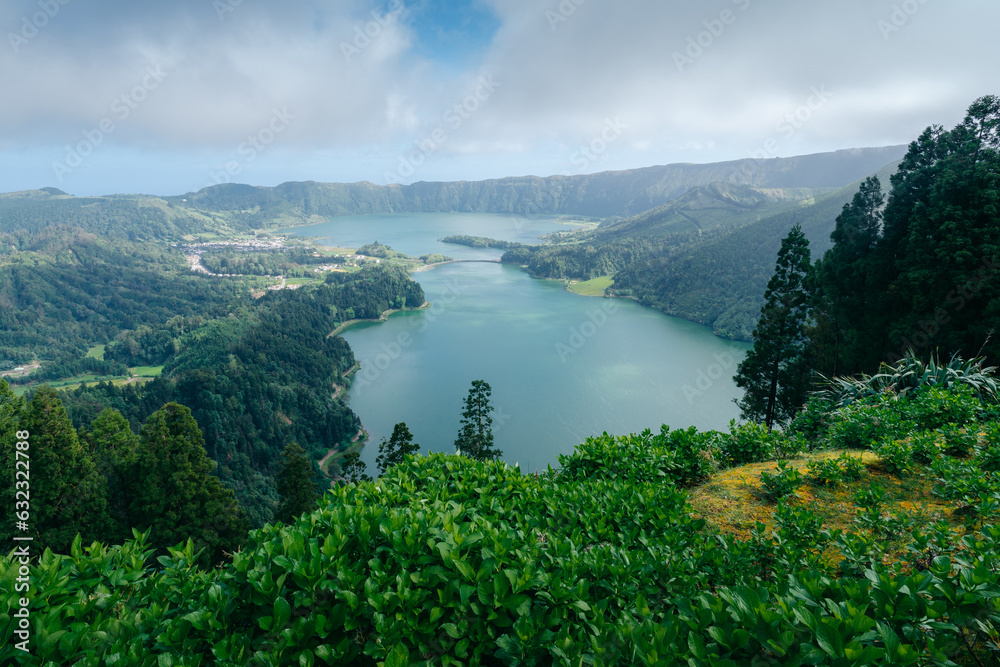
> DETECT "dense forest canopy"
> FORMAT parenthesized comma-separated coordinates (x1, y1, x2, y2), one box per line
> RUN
(55, 264, 423, 526)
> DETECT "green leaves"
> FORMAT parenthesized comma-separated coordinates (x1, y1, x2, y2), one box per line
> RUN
(8, 399, 1000, 666)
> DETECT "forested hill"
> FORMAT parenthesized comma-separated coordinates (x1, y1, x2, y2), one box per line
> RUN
(169, 146, 906, 220)
(610, 163, 902, 340)
(0, 189, 225, 240)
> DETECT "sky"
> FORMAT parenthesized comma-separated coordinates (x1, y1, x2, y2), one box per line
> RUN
(0, 0, 997, 197)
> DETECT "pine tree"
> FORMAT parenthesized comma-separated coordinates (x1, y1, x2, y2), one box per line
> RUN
(0, 380, 26, 548)
(876, 95, 1000, 364)
(338, 450, 371, 484)
(275, 442, 318, 523)
(455, 380, 502, 461)
(130, 402, 249, 565)
(375, 422, 420, 475)
(11, 386, 113, 553)
(734, 225, 812, 429)
(79, 408, 140, 544)
(808, 176, 885, 376)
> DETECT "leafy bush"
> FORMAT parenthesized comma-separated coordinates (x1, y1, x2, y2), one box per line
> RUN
(825, 397, 914, 450)
(837, 452, 866, 481)
(557, 425, 718, 487)
(903, 384, 981, 430)
(908, 430, 944, 466)
(975, 424, 1000, 472)
(785, 395, 834, 443)
(872, 438, 914, 477)
(773, 500, 828, 554)
(716, 420, 778, 467)
(759, 460, 803, 501)
(807, 457, 845, 487)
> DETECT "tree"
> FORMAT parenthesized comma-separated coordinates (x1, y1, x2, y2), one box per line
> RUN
(275, 442, 318, 523)
(808, 176, 885, 376)
(0, 380, 26, 548)
(874, 95, 1000, 365)
(734, 225, 812, 429)
(375, 422, 420, 475)
(130, 402, 249, 565)
(455, 380, 502, 461)
(338, 450, 371, 484)
(6, 386, 113, 553)
(79, 407, 140, 544)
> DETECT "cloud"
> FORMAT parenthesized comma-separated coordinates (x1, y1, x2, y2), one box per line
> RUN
(1, 0, 998, 194)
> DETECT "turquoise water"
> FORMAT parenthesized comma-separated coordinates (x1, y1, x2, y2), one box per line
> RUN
(285, 214, 749, 472)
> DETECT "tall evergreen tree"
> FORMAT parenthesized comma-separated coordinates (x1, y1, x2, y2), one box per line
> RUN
(874, 95, 1000, 364)
(5, 386, 113, 553)
(0, 380, 26, 548)
(338, 450, 371, 484)
(734, 225, 812, 429)
(275, 442, 318, 523)
(79, 407, 140, 544)
(808, 176, 885, 376)
(130, 402, 249, 565)
(455, 380, 502, 461)
(375, 422, 420, 475)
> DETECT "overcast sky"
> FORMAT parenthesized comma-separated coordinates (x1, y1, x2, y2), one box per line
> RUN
(1, 0, 996, 196)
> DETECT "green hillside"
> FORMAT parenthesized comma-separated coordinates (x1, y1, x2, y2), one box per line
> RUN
(3, 378, 1000, 665)
(609, 164, 899, 340)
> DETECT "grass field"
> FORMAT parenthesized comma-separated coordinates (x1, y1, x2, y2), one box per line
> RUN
(129, 365, 164, 377)
(85, 344, 105, 360)
(12, 374, 149, 396)
(687, 449, 961, 565)
(11, 365, 164, 396)
(566, 275, 614, 296)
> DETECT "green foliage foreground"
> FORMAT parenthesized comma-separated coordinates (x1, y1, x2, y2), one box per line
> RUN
(4, 398, 1000, 665)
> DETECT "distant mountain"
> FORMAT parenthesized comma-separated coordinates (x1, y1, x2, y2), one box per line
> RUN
(168, 146, 907, 221)
(0, 146, 907, 241)
(0, 189, 223, 240)
(610, 163, 902, 340)
(592, 182, 825, 241)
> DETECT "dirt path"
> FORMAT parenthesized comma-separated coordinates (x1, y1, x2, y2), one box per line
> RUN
(318, 428, 368, 473)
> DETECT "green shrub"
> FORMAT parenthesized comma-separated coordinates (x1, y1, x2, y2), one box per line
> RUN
(837, 453, 866, 481)
(974, 425, 1000, 472)
(759, 460, 803, 501)
(825, 397, 914, 450)
(807, 457, 845, 487)
(557, 425, 718, 487)
(903, 384, 981, 430)
(786, 395, 834, 443)
(908, 431, 944, 466)
(872, 438, 914, 477)
(773, 500, 826, 550)
(939, 424, 977, 457)
(717, 420, 778, 467)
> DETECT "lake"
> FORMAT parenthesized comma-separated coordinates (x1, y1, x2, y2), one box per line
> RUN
(284, 213, 750, 473)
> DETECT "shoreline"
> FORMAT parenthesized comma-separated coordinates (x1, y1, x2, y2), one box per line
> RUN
(318, 427, 369, 480)
(327, 301, 431, 338)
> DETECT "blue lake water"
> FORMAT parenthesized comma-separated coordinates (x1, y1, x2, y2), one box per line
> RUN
(284, 213, 749, 473)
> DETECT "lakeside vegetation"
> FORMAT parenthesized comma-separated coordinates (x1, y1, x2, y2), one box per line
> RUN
(440, 234, 525, 250)
(566, 275, 614, 296)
